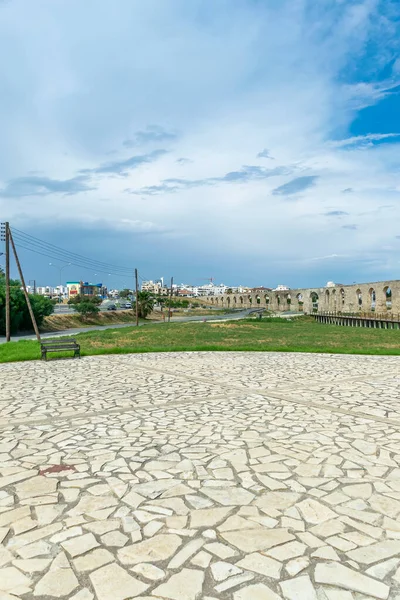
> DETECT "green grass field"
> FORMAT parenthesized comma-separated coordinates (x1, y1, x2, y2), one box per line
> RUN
(0, 316, 399, 363)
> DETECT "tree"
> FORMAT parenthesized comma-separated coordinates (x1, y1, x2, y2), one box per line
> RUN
(28, 295, 55, 326)
(68, 294, 101, 320)
(0, 277, 54, 335)
(68, 294, 102, 306)
(134, 291, 155, 319)
(72, 300, 100, 320)
(120, 289, 131, 299)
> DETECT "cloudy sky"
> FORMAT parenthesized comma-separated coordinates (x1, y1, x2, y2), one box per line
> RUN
(1, 0, 400, 289)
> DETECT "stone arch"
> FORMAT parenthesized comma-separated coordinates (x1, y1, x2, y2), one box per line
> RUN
(296, 293, 304, 311)
(276, 294, 281, 309)
(286, 293, 292, 309)
(264, 294, 270, 307)
(310, 292, 319, 312)
(233, 296, 237, 305)
(239, 296, 243, 305)
(369, 288, 376, 311)
(384, 286, 392, 309)
(215, 297, 219, 305)
(256, 295, 261, 305)
(356, 289, 362, 309)
(248, 295, 253, 304)
(227, 296, 230, 306)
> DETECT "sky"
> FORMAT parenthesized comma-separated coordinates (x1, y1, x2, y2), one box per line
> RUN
(1, 0, 400, 289)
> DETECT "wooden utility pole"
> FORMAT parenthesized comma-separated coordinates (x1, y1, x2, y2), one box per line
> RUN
(2, 222, 11, 342)
(9, 230, 41, 342)
(135, 268, 139, 327)
(168, 276, 173, 323)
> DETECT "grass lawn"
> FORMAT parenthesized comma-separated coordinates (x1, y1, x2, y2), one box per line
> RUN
(0, 316, 399, 363)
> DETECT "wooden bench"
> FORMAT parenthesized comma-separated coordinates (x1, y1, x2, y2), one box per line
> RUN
(40, 339, 80, 361)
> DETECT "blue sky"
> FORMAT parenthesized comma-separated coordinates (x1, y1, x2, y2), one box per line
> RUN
(1, 0, 400, 289)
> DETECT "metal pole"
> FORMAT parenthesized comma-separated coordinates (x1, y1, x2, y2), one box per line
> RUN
(135, 268, 139, 327)
(9, 230, 41, 342)
(5, 223, 10, 342)
(168, 276, 173, 323)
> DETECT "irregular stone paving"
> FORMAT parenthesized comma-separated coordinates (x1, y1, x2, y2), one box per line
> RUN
(0, 352, 400, 599)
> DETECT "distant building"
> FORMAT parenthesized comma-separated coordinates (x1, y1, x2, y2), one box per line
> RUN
(67, 282, 81, 299)
(30, 285, 68, 298)
(66, 281, 107, 299)
(141, 280, 169, 295)
(81, 282, 106, 297)
(273, 284, 290, 291)
(177, 288, 193, 297)
(195, 283, 228, 296)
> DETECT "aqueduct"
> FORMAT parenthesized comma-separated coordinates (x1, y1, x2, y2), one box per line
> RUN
(203, 280, 400, 314)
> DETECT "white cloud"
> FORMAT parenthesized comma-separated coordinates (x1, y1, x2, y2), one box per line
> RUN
(328, 133, 400, 148)
(0, 0, 399, 286)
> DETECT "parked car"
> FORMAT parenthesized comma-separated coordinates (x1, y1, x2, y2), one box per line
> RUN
(107, 304, 117, 311)
(124, 302, 132, 309)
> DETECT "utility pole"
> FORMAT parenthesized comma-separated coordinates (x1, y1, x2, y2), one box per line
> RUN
(0, 222, 11, 342)
(9, 229, 41, 342)
(168, 276, 173, 323)
(49, 263, 70, 303)
(135, 268, 139, 327)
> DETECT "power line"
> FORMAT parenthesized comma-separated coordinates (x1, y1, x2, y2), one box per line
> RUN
(11, 228, 133, 273)
(11, 227, 134, 276)
(11, 240, 131, 277)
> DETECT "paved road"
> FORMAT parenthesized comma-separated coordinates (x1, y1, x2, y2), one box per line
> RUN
(53, 305, 128, 315)
(0, 352, 399, 598)
(0, 309, 271, 343)
(53, 304, 233, 315)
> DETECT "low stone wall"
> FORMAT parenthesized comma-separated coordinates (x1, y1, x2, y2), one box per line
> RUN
(202, 280, 400, 314)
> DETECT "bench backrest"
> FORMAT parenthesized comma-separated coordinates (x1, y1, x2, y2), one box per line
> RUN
(41, 339, 78, 346)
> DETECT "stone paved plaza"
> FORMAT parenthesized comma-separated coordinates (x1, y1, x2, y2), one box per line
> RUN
(1, 352, 400, 600)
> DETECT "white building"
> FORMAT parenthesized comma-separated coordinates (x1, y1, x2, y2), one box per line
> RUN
(54, 285, 68, 299)
(25, 285, 67, 299)
(194, 283, 228, 296)
(273, 284, 290, 291)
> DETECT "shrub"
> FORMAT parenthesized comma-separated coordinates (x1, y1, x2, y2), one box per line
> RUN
(72, 300, 100, 320)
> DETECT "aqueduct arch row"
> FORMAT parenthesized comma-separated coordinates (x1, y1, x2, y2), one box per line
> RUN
(206, 280, 400, 314)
